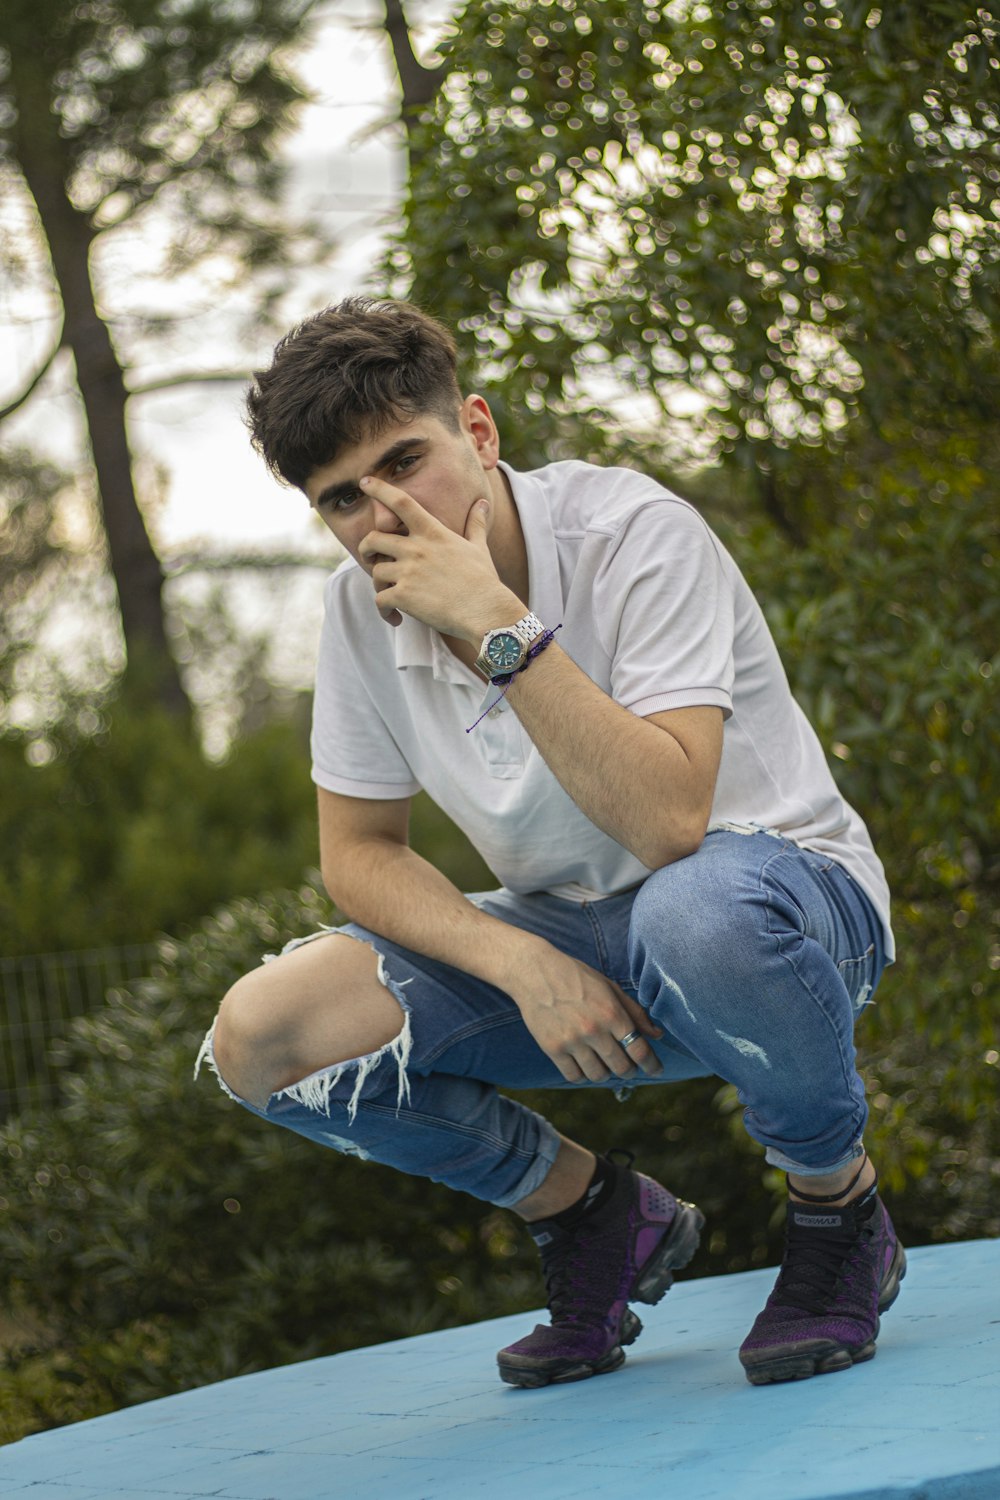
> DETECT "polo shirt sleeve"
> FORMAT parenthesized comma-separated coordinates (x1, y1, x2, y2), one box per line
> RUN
(593, 499, 735, 720)
(310, 573, 422, 800)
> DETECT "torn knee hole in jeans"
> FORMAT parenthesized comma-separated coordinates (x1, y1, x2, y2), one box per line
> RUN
(195, 933, 413, 1124)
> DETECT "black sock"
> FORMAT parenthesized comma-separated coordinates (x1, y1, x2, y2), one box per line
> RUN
(547, 1154, 617, 1230)
(852, 1179, 878, 1220)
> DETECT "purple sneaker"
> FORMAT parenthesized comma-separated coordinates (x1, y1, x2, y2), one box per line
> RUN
(739, 1188, 906, 1385)
(497, 1158, 704, 1388)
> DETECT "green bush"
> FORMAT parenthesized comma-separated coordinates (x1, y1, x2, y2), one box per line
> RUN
(724, 436, 998, 1156)
(0, 890, 542, 1440)
(1, 887, 995, 1442)
(0, 882, 787, 1441)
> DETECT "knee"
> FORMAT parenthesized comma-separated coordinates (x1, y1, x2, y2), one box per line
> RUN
(212, 965, 294, 1094)
(210, 934, 406, 1104)
(629, 862, 767, 986)
(630, 861, 723, 953)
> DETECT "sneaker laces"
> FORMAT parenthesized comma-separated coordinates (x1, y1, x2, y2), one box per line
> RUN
(535, 1151, 635, 1329)
(774, 1209, 873, 1315)
(539, 1228, 600, 1328)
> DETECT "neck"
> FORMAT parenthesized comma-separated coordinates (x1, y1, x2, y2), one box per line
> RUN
(487, 464, 530, 605)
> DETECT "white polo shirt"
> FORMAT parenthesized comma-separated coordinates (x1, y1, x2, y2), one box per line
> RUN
(310, 459, 893, 957)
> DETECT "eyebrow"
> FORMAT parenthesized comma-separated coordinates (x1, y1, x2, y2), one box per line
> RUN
(314, 435, 429, 509)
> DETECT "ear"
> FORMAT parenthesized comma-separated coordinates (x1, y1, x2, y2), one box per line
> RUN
(460, 394, 501, 470)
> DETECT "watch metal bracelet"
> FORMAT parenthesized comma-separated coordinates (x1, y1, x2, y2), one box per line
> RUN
(475, 612, 546, 680)
(509, 612, 545, 649)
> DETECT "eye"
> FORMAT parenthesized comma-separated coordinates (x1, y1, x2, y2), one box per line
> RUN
(321, 491, 360, 513)
(392, 453, 420, 476)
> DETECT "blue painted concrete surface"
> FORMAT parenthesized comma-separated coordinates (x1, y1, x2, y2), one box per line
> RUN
(1, 1239, 997, 1500)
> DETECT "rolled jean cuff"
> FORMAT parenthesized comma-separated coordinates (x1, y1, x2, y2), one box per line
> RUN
(764, 1139, 866, 1177)
(496, 1132, 563, 1210)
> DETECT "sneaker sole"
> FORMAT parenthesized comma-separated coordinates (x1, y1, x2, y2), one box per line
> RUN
(497, 1310, 641, 1389)
(631, 1199, 705, 1304)
(498, 1199, 705, 1389)
(740, 1239, 908, 1386)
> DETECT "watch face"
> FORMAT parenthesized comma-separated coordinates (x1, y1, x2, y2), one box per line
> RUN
(486, 632, 522, 671)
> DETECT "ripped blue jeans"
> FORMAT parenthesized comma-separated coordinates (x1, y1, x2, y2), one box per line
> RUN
(196, 829, 887, 1209)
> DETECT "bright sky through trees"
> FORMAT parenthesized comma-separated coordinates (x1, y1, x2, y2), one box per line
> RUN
(1, 1, 453, 553)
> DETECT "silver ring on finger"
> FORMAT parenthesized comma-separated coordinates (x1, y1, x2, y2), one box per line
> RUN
(617, 1029, 642, 1050)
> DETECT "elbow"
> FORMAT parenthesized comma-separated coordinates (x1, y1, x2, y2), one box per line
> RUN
(320, 848, 358, 915)
(321, 863, 340, 909)
(638, 813, 709, 872)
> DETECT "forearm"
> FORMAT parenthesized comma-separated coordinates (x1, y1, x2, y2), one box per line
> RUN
(323, 836, 535, 993)
(500, 641, 708, 868)
(324, 830, 665, 1084)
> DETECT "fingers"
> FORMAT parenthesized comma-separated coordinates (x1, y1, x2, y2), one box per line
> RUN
(359, 475, 432, 531)
(361, 534, 406, 626)
(617, 1032, 662, 1077)
(556, 1023, 662, 1085)
(615, 984, 664, 1041)
(554, 1047, 620, 1085)
(514, 950, 665, 1085)
(612, 987, 663, 1075)
(359, 531, 406, 567)
(463, 496, 490, 545)
(555, 1055, 586, 1084)
(376, 599, 402, 627)
(356, 480, 427, 573)
(564, 1042, 644, 1084)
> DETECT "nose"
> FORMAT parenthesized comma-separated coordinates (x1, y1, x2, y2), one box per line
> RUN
(373, 499, 406, 533)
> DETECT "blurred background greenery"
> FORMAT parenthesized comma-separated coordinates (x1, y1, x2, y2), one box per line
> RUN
(0, 0, 997, 1443)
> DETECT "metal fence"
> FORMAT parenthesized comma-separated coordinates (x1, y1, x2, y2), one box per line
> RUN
(0, 944, 160, 1118)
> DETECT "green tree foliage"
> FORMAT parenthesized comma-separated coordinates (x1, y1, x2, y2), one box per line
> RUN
(0, 449, 78, 706)
(719, 426, 999, 1196)
(0, 445, 136, 736)
(0, 0, 323, 710)
(0, 708, 319, 957)
(387, 0, 999, 531)
(0, 697, 499, 961)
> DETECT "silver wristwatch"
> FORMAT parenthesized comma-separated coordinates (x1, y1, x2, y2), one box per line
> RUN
(474, 612, 546, 680)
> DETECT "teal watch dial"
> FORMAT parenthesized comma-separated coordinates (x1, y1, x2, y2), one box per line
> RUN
(486, 631, 523, 672)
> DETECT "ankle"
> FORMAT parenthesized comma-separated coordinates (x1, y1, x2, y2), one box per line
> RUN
(788, 1154, 876, 1206)
(544, 1153, 619, 1230)
(516, 1139, 597, 1222)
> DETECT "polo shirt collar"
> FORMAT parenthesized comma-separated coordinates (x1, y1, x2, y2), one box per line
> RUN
(392, 611, 470, 685)
(391, 460, 563, 684)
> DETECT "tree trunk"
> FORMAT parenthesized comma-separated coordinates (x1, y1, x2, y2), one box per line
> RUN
(9, 55, 190, 717)
(380, 0, 449, 314)
(759, 467, 807, 549)
(381, 0, 446, 162)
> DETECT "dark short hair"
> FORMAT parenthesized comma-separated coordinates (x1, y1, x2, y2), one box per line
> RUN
(245, 297, 463, 489)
